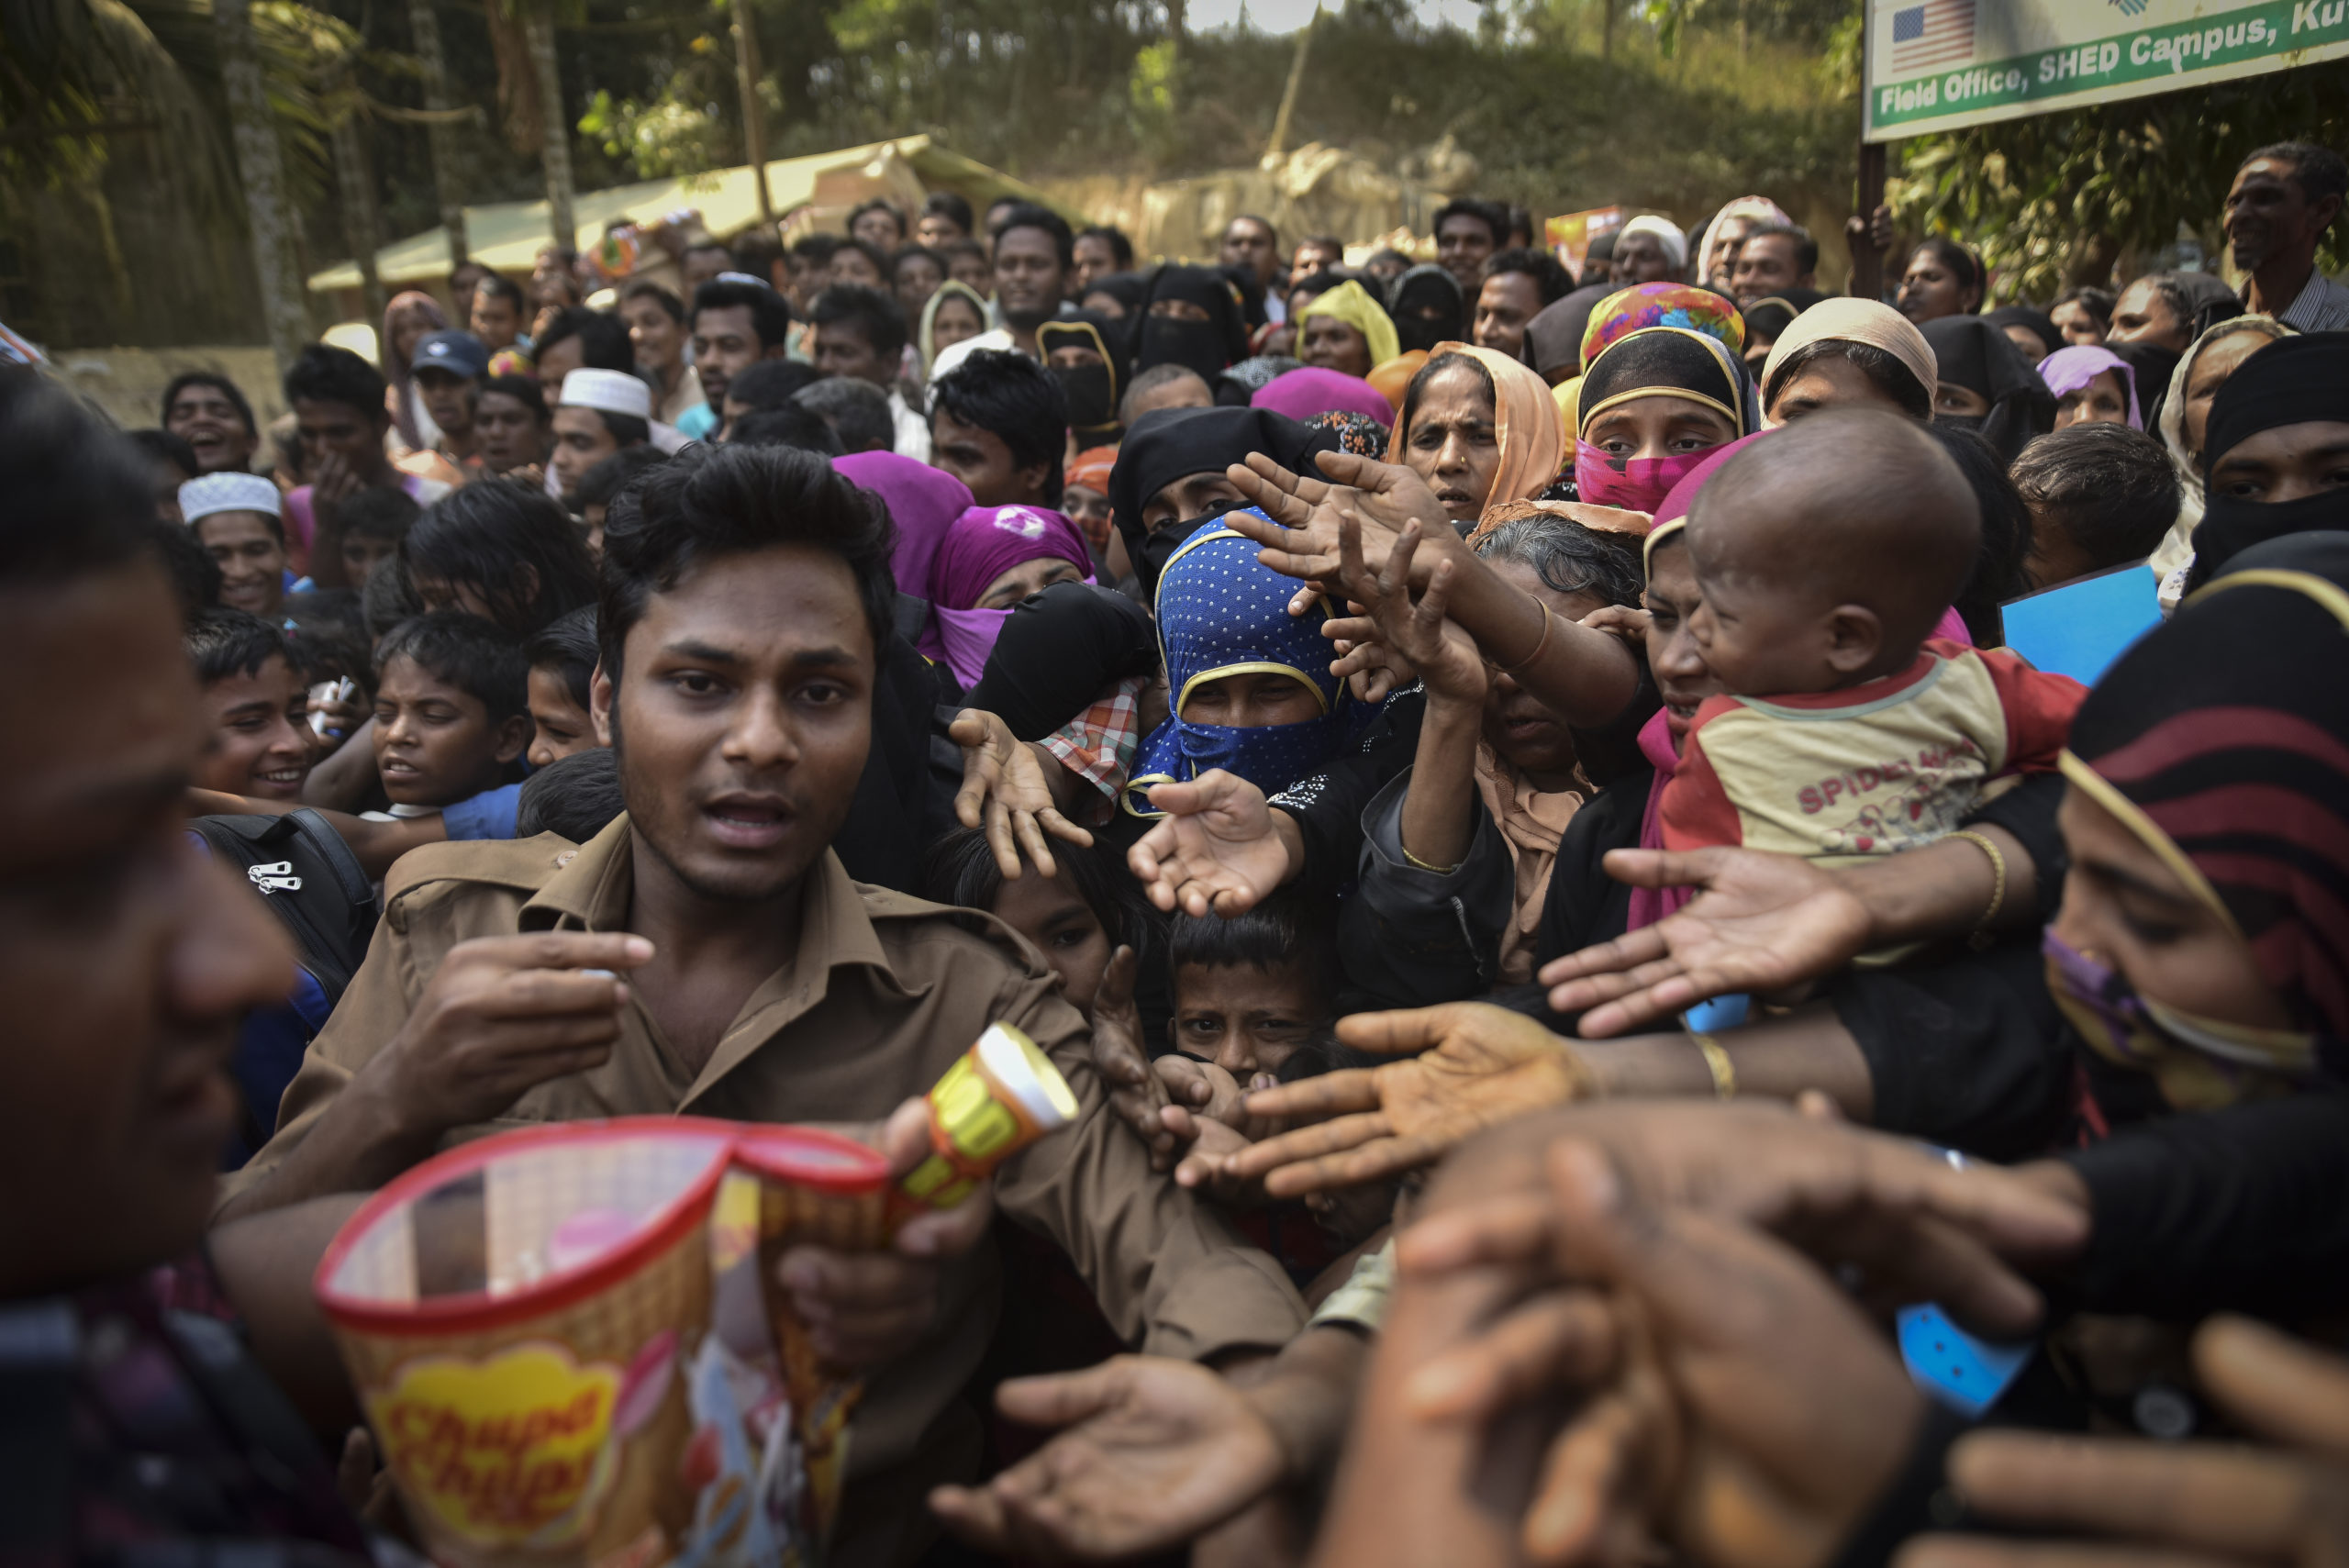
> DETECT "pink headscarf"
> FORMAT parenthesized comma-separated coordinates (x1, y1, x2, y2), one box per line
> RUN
(928, 504, 1096, 689)
(1251, 366, 1394, 429)
(2037, 344, 2141, 429)
(383, 290, 450, 450)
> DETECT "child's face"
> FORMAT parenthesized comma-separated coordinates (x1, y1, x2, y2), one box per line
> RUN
(992, 867, 1112, 1018)
(195, 510, 286, 618)
(1178, 670, 1323, 729)
(195, 652, 312, 800)
(1171, 960, 1327, 1079)
(526, 665, 597, 771)
(373, 653, 526, 806)
(340, 530, 399, 587)
(1685, 508, 1876, 698)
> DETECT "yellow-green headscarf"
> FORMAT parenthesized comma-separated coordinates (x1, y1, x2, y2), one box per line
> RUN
(1298, 280, 1400, 371)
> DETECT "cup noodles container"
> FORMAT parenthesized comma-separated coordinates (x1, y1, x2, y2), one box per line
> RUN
(314, 1117, 737, 1568)
(896, 1022, 1080, 1218)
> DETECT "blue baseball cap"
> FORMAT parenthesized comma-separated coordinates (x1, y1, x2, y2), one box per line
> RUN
(411, 328, 489, 379)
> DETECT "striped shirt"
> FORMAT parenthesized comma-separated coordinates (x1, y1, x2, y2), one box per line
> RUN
(2266, 267, 2349, 333)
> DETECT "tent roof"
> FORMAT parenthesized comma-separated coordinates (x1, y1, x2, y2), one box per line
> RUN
(306, 135, 1068, 293)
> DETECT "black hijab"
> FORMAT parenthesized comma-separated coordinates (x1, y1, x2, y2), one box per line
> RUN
(2184, 333, 2349, 592)
(1920, 315, 2057, 467)
(1108, 405, 1340, 595)
(1985, 305, 2063, 360)
(1082, 270, 1152, 318)
(966, 579, 1160, 740)
(1738, 287, 1830, 354)
(1387, 263, 1465, 355)
(1137, 265, 1251, 383)
(1036, 311, 1133, 444)
(2110, 339, 2184, 439)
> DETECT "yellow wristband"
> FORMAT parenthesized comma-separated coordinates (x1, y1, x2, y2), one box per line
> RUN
(1690, 1030, 1736, 1100)
(1946, 829, 2008, 950)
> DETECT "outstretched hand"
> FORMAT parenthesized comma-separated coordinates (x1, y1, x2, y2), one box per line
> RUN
(1125, 770, 1297, 917)
(1354, 517, 1487, 708)
(1538, 847, 1875, 1036)
(950, 709, 1092, 880)
(1087, 947, 1178, 1170)
(1221, 450, 1452, 596)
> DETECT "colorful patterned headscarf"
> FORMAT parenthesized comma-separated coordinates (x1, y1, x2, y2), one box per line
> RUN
(1307, 409, 1389, 456)
(1577, 284, 1745, 375)
(1122, 517, 1366, 817)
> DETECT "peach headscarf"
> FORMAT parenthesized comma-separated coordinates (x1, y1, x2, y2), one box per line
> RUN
(1385, 341, 1566, 528)
(1755, 298, 1937, 427)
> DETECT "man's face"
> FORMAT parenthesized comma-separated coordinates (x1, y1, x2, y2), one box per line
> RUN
(295, 396, 387, 478)
(1706, 217, 1753, 286)
(195, 651, 311, 800)
(852, 207, 904, 250)
(551, 406, 622, 495)
(474, 390, 548, 473)
(1219, 219, 1279, 287)
(0, 562, 293, 1296)
(918, 213, 966, 250)
(195, 510, 286, 618)
(1437, 215, 1497, 293)
(533, 250, 580, 307)
(414, 367, 476, 438)
(623, 295, 684, 373)
(594, 544, 874, 904)
(533, 335, 585, 403)
(1473, 272, 1545, 359)
(1731, 235, 1809, 303)
(994, 227, 1066, 328)
(1072, 233, 1119, 295)
(831, 247, 885, 290)
(692, 305, 766, 408)
(948, 247, 994, 293)
(342, 528, 400, 585)
(471, 288, 522, 352)
(1613, 232, 1674, 284)
(930, 407, 1041, 506)
(2226, 156, 2338, 275)
(2109, 277, 2190, 353)
(681, 246, 731, 293)
(164, 384, 255, 474)
(894, 252, 944, 319)
(813, 318, 891, 386)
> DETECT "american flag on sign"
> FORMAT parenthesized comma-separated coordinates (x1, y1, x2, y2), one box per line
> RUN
(1890, 0, 1976, 71)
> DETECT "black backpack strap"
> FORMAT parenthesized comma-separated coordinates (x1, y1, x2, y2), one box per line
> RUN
(284, 808, 376, 917)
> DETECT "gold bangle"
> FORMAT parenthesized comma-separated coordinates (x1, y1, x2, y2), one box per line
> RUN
(1946, 829, 2008, 951)
(1502, 602, 1554, 674)
(1690, 1029, 1736, 1100)
(1400, 842, 1461, 874)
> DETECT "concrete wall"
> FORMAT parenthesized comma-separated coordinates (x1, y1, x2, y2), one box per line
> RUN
(46, 345, 286, 435)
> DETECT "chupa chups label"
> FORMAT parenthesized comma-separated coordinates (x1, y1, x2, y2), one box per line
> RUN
(367, 1342, 623, 1547)
(898, 1023, 1080, 1213)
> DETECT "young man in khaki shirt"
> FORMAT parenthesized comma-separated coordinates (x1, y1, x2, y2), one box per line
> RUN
(219, 442, 1306, 1564)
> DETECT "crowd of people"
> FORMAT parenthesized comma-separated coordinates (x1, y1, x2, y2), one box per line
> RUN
(12, 134, 2349, 1566)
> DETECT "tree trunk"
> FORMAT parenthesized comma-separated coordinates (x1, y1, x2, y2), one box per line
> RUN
(216, 0, 311, 371)
(732, 0, 773, 228)
(523, 4, 576, 251)
(407, 0, 471, 264)
(1164, 0, 1185, 116)
(329, 77, 388, 324)
(1601, 0, 1616, 59)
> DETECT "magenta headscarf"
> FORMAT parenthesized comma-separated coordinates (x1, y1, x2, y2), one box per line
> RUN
(2037, 344, 2140, 429)
(1251, 366, 1394, 429)
(835, 450, 972, 596)
(928, 503, 1096, 689)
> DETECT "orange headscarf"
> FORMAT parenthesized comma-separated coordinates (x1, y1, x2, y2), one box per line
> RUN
(1384, 341, 1566, 528)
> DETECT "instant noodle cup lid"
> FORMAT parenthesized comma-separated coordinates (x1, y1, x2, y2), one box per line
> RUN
(731, 1125, 892, 1193)
(314, 1116, 738, 1335)
(975, 1022, 1079, 1130)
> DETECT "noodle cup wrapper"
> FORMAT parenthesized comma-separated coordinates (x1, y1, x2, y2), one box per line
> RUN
(315, 1118, 736, 1568)
(899, 1022, 1081, 1213)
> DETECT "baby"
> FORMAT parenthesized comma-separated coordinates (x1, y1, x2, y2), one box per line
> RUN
(1662, 409, 2085, 864)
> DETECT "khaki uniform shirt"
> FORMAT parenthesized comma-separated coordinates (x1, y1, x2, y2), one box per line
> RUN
(231, 818, 1306, 1565)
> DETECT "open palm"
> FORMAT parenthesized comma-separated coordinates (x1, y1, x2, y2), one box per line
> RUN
(1222, 449, 1453, 601)
(1125, 770, 1292, 917)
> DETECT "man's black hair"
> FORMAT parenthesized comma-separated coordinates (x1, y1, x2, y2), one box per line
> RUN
(893, 245, 946, 283)
(363, 550, 421, 639)
(1740, 221, 1820, 277)
(2245, 141, 2349, 215)
(184, 605, 292, 686)
(728, 405, 844, 456)
(1483, 247, 1575, 305)
(1287, 270, 1349, 306)
(796, 377, 896, 454)
(130, 427, 199, 479)
(1226, 213, 1280, 249)
(524, 602, 600, 712)
(0, 374, 156, 586)
(2132, 272, 2196, 332)
(993, 202, 1074, 269)
(339, 485, 420, 545)
(1433, 197, 1508, 249)
(849, 197, 907, 241)
(1765, 339, 1933, 421)
(621, 279, 685, 323)
(921, 190, 974, 235)
(284, 343, 389, 418)
(533, 306, 634, 373)
(516, 744, 625, 841)
(922, 824, 1151, 952)
(929, 349, 1068, 504)
(2053, 285, 2116, 332)
(690, 278, 794, 350)
(400, 479, 599, 637)
(2009, 423, 2181, 572)
(727, 359, 824, 411)
(941, 237, 988, 272)
(479, 373, 550, 420)
(1076, 224, 1135, 270)
(835, 236, 894, 281)
(147, 518, 221, 613)
(597, 441, 896, 678)
(375, 610, 529, 725)
(809, 283, 910, 362)
(789, 233, 841, 267)
(731, 232, 786, 291)
(474, 272, 527, 311)
(1167, 885, 1340, 1000)
(161, 371, 258, 436)
(575, 446, 666, 513)
(582, 409, 651, 450)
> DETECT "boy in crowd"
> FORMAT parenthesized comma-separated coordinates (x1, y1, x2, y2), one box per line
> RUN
(471, 272, 529, 357)
(283, 344, 449, 590)
(336, 485, 421, 587)
(1167, 889, 1340, 1084)
(529, 306, 636, 406)
(2009, 422, 2183, 591)
(185, 606, 316, 801)
(523, 603, 602, 769)
(573, 446, 667, 556)
(720, 358, 821, 436)
(808, 284, 929, 458)
(679, 276, 796, 441)
(1663, 410, 2086, 864)
(408, 328, 487, 471)
(368, 612, 531, 820)
(161, 370, 261, 474)
(918, 188, 974, 249)
(473, 373, 552, 478)
(929, 349, 1068, 507)
(551, 368, 652, 500)
(796, 376, 897, 455)
(181, 471, 296, 621)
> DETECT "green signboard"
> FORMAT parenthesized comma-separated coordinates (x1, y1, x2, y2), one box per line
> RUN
(1865, 0, 2349, 140)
